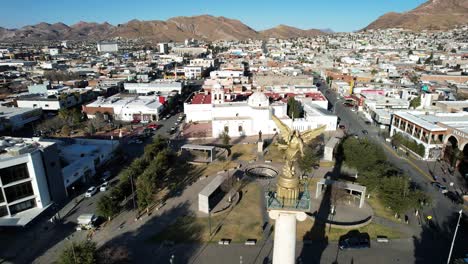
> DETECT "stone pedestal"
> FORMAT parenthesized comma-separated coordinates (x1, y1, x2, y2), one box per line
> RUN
(257, 140, 264, 153)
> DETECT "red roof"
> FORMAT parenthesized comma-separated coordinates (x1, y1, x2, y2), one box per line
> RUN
(191, 94, 212, 104)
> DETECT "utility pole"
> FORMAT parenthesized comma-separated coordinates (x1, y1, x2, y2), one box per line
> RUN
(447, 210, 463, 264)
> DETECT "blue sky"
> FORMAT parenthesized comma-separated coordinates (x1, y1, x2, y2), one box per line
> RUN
(1, 0, 428, 32)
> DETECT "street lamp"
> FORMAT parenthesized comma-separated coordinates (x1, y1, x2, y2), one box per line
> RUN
(129, 174, 137, 211)
(447, 209, 463, 264)
(208, 207, 212, 236)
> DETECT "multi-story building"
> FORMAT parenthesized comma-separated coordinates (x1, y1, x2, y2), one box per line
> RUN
(97, 42, 119, 53)
(390, 111, 468, 161)
(0, 137, 64, 226)
(0, 106, 42, 131)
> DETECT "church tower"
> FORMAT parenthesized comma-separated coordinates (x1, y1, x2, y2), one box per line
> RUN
(211, 82, 224, 104)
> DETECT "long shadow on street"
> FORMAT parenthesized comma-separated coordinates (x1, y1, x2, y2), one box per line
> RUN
(413, 210, 467, 264)
(298, 138, 345, 263)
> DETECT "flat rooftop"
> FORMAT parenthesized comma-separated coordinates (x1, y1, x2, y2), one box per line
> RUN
(0, 106, 40, 119)
(395, 111, 468, 133)
(0, 137, 55, 161)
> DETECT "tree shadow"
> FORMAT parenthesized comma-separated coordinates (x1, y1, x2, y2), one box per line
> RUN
(413, 211, 467, 264)
(98, 202, 203, 263)
(0, 221, 77, 264)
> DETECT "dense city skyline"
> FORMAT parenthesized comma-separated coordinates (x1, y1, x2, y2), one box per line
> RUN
(1, 0, 427, 32)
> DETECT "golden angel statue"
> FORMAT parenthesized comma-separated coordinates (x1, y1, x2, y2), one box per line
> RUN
(272, 114, 326, 200)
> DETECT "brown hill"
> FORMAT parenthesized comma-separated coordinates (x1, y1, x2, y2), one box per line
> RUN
(0, 15, 325, 42)
(364, 0, 468, 31)
(259, 24, 325, 39)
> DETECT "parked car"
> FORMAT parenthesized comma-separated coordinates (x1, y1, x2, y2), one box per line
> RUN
(131, 119, 140, 124)
(362, 130, 368, 135)
(147, 123, 160, 130)
(431, 182, 448, 193)
(444, 191, 463, 204)
(339, 125, 346, 129)
(135, 140, 143, 144)
(339, 236, 370, 250)
(85, 186, 98, 198)
(100, 182, 109, 192)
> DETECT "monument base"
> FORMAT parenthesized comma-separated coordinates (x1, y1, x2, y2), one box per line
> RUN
(257, 140, 264, 153)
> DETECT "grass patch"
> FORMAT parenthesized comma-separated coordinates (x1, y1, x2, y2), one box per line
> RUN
(264, 144, 284, 163)
(319, 160, 335, 167)
(150, 183, 263, 243)
(296, 219, 403, 241)
(229, 144, 256, 161)
(366, 196, 400, 223)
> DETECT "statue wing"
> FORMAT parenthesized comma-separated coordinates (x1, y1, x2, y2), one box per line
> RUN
(300, 125, 326, 145)
(272, 114, 291, 142)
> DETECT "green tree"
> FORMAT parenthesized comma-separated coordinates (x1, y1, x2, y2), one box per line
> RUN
(407, 50, 413, 55)
(61, 125, 71, 136)
(297, 146, 319, 174)
(410, 97, 421, 109)
(58, 109, 70, 121)
(287, 97, 303, 119)
(71, 109, 82, 126)
(87, 123, 96, 135)
(96, 195, 120, 220)
(371, 69, 378, 75)
(379, 176, 422, 215)
(136, 172, 156, 211)
(144, 136, 167, 161)
(342, 137, 386, 172)
(451, 48, 457, 53)
(219, 130, 231, 145)
(59, 241, 97, 264)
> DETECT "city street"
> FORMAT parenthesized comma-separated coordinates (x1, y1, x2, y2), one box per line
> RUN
(316, 78, 467, 263)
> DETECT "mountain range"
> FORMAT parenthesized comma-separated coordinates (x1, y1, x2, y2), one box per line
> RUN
(364, 0, 468, 31)
(0, 15, 325, 43)
(0, 0, 466, 43)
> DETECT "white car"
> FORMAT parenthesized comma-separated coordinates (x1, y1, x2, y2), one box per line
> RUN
(100, 182, 109, 192)
(85, 186, 98, 198)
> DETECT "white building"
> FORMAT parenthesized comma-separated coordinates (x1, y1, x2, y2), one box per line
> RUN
(97, 42, 119, 53)
(190, 58, 216, 68)
(16, 94, 79, 111)
(390, 111, 468, 160)
(158, 43, 169, 54)
(0, 107, 42, 131)
(0, 136, 117, 226)
(124, 81, 182, 95)
(83, 95, 164, 122)
(184, 84, 336, 138)
(0, 138, 56, 226)
(184, 66, 203, 79)
(44, 138, 117, 189)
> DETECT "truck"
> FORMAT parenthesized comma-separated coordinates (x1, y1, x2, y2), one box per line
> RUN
(76, 214, 98, 231)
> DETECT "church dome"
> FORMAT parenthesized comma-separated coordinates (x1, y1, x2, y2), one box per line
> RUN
(248, 92, 269, 107)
